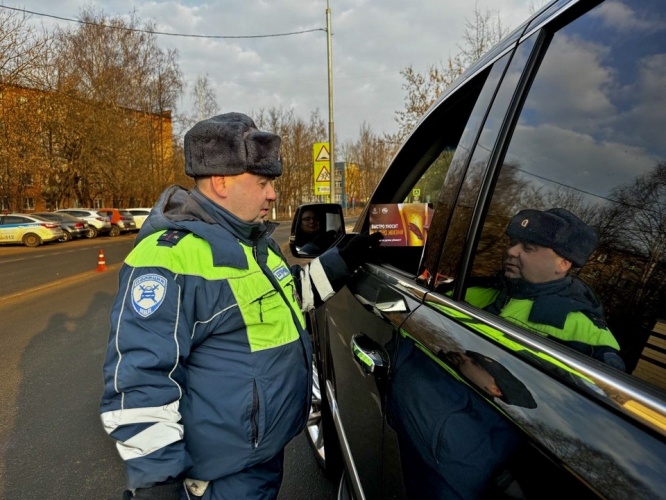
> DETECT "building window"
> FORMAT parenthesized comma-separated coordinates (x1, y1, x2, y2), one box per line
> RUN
(0, 198, 9, 211)
(23, 198, 34, 210)
(20, 173, 34, 186)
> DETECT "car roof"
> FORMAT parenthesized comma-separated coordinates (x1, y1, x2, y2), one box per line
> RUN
(35, 212, 82, 221)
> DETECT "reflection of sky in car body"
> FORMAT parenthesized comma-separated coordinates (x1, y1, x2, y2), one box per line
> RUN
(504, 0, 665, 200)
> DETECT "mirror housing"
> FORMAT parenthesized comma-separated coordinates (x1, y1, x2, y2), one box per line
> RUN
(289, 203, 345, 258)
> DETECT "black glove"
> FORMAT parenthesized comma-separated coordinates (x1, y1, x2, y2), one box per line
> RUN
(124, 481, 182, 500)
(338, 232, 383, 271)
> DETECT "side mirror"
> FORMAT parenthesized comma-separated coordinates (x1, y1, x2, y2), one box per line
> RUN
(290, 203, 345, 258)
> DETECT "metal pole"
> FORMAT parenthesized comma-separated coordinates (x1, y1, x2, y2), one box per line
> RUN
(326, 0, 335, 203)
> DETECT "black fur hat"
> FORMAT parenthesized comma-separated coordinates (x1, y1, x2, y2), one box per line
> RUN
(184, 112, 282, 178)
(505, 208, 598, 267)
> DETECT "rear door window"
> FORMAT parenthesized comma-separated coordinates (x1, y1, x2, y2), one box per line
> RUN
(463, 0, 666, 387)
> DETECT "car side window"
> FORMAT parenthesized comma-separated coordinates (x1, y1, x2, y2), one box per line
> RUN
(372, 59, 511, 275)
(432, 35, 537, 285)
(4, 216, 25, 225)
(466, 1, 666, 386)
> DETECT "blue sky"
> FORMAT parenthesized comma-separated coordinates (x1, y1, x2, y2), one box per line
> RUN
(11, 0, 535, 143)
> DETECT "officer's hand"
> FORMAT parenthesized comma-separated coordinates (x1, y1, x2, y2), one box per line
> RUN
(124, 481, 182, 500)
(338, 232, 383, 271)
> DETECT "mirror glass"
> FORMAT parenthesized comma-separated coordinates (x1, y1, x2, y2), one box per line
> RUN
(291, 204, 344, 257)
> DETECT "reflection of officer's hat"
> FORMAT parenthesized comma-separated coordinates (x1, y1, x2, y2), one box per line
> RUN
(465, 351, 537, 409)
(505, 208, 597, 267)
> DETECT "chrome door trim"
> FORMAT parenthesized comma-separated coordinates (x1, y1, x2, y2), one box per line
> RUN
(326, 380, 366, 500)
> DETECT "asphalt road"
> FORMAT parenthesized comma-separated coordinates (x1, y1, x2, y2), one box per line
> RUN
(0, 226, 338, 499)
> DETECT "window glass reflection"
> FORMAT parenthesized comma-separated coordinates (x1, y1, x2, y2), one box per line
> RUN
(469, 0, 666, 381)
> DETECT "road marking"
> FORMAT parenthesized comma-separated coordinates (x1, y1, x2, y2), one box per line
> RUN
(0, 263, 123, 304)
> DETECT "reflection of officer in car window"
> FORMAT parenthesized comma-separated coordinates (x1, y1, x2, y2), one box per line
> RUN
(465, 208, 625, 371)
(387, 338, 534, 499)
(297, 209, 338, 254)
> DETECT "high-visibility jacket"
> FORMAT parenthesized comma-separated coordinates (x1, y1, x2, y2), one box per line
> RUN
(465, 284, 624, 370)
(100, 186, 348, 489)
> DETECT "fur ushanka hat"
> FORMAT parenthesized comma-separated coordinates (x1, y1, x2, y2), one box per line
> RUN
(184, 112, 282, 178)
(505, 208, 598, 268)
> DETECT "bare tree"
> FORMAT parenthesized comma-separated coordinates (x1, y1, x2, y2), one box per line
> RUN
(340, 122, 394, 206)
(192, 74, 219, 122)
(393, 5, 509, 143)
(255, 107, 327, 216)
(49, 7, 183, 207)
(0, 9, 50, 211)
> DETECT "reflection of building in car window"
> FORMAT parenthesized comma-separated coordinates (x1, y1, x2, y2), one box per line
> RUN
(465, 208, 625, 371)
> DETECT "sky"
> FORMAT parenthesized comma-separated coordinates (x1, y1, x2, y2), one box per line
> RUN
(8, 0, 536, 143)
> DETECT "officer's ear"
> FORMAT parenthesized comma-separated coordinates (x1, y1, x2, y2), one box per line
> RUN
(210, 175, 228, 198)
(556, 257, 573, 275)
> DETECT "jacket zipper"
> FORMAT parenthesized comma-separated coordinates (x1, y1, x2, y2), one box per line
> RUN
(251, 380, 259, 448)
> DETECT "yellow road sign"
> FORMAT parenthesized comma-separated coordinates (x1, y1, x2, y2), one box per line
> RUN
(313, 142, 331, 195)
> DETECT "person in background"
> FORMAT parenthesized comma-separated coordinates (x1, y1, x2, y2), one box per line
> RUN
(465, 208, 624, 371)
(100, 112, 382, 500)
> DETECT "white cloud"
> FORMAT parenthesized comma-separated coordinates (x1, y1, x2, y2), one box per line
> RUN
(14, 0, 533, 143)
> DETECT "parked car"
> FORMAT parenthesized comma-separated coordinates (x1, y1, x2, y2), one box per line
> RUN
(291, 1, 666, 498)
(0, 213, 64, 247)
(55, 209, 112, 238)
(125, 208, 152, 229)
(97, 208, 137, 237)
(33, 212, 90, 242)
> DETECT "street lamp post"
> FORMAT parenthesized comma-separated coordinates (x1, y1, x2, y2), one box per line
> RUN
(326, 0, 335, 204)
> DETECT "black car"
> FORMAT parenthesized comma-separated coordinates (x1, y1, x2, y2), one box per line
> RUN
(291, 1, 666, 498)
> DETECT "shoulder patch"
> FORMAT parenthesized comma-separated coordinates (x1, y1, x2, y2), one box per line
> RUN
(273, 265, 291, 281)
(131, 274, 168, 317)
(157, 229, 189, 247)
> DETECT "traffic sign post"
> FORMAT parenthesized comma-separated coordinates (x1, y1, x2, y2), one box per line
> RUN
(313, 142, 331, 197)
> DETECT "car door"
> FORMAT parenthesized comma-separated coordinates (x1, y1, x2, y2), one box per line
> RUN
(318, 42, 525, 499)
(403, 1, 666, 498)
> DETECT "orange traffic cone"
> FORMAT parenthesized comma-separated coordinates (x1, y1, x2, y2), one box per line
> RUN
(97, 248, 108, 272)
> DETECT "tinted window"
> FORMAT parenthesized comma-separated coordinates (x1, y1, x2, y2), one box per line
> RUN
(434, 36, 536, 283)
(467, 1, 666, 383)
(373, 61, 511, 275)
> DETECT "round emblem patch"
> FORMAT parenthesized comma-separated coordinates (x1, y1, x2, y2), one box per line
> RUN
(131, 274, 168, 317)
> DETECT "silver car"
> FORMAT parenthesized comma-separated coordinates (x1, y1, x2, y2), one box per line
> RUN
(55, 209, 112, 238)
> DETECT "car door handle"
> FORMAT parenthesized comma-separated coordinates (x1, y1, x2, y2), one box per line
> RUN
(351, 333, 388, 376)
